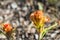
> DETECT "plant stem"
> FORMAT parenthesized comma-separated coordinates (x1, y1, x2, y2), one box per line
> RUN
(39, 33, 41, 40)
(38, 22, 57, 40)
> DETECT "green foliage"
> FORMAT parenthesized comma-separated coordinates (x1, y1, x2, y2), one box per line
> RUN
(39, 22, 58, 40)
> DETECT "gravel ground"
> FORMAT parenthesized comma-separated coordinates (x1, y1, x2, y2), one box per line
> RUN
(0, 0, 60, 40)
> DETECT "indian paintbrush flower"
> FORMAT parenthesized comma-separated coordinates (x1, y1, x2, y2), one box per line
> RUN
(2, 23, 16, 40)
(30, 10, 50, 32)
(30, 10, 57, 40)
(3, 23, 12, 32)
(30, 10, 44, 28)
(0, 23, 16, 40)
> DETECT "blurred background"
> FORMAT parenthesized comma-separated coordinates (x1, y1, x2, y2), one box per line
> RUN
(0, 0, 60, 40)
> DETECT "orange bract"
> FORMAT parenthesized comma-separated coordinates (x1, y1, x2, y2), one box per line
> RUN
(30, 10, 44, 26)
(3, 23, 12, 32)
(30, 10, 43, 20)
(30, 10, 50, 29)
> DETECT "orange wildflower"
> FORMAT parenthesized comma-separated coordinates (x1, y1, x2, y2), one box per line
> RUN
(30, 10, 57, 40)
(30, 10, 44, 26)
(3, 23, 12, 32)
(30, 10, 50, 33)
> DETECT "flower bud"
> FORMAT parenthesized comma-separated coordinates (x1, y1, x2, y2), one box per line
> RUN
(3, 23, 12, 32)
(30, 10, 44, 26)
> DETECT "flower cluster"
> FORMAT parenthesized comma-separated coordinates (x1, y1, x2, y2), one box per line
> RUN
(30, 10, 57, 40)
(30, 10, 50, 32)
(0, 23, 16, 40)
(3, 23, 12, 32)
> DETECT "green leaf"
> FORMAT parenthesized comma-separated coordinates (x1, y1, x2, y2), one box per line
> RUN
(39, 22, 58, 40)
